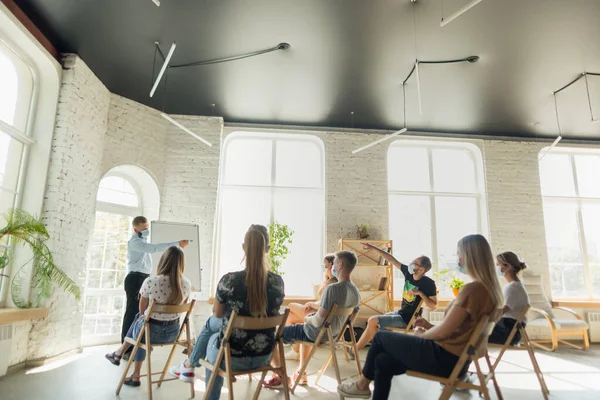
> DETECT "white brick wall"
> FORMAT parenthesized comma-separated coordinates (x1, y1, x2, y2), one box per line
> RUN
(27, 54, 110, 362)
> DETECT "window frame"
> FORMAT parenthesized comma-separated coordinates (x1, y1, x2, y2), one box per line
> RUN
(387, 139, 488, 299)
(213, 131, 326, 297)
(540, 148, 600, 300)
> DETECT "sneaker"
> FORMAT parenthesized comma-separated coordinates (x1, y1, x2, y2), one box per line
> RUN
(346, 347, 356, 360)
(337, 379, 371, 399)
(262, 374, 291, 389)
(293, 370, 308, 386)
(169, 362, 195, 383)
(284, 348, 300, 361)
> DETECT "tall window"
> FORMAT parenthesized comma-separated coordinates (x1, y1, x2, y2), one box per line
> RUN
(82, 175, 141, 346)
(387, 140, 487, 298)
(0, 40, 34, 222)
(539, 149, 600, 300)
(216, 132, 325, 297)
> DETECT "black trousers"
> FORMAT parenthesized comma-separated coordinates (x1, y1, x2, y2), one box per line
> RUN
(489, 317, 524, 346)
(363, 331, 461, 400)
(121, 272, 149, 345)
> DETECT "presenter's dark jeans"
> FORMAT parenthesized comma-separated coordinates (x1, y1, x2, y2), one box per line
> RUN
(362, 331, 462, 400)
(121, 272, 150, 346)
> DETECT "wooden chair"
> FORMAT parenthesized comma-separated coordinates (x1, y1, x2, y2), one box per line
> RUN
(406, 315, 503, 400)
(291, 304, 361, 393)
(528, 305, 590, 351)
(487, 305, 549, 400)
(116, 300, 196, 400)
(383, 298, 424, 333)
(198, 309, 291, 400)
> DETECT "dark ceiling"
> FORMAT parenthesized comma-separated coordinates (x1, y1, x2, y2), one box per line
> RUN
(14, 0, 600, 140)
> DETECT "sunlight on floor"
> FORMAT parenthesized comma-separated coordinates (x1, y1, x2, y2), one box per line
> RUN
(25, 352, 89, 375)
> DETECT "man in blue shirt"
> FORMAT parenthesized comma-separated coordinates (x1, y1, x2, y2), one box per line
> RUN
(121, 216, 189, 359)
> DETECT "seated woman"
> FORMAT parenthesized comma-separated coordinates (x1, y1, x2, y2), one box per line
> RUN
(105, 246, 191, 387)
(489, 251, 530, 345)
(168, 224, 285, 400)
(337, 234, 503, 400)
(285, 267, 338, 361)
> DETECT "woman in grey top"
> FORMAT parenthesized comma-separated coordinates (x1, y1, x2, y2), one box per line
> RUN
(489, 251, 530, 345)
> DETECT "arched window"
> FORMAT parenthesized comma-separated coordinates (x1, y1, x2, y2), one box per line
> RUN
(539, 148, 600, 300)
(82, 166, 159, 345)
(387, 140, 487, 299)
(215, 132, 326, 297)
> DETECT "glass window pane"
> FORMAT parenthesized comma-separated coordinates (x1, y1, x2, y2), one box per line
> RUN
(217, 187, 271, 277)
(0, 190, 16, 223)
(387, 146, 430, 192)
(539, 154, 576, 197)
(275, 140, 322, 188)
(97, 176, 139, 207)
(223, 138, 272, 186)
(0, 131, 24, 192)
(582, 204, 600, 297)
(273, 189, 324, 297)
(0, 42, 33, 131)
(575, 155, 600, 198)
(432, 149, 477, 193)
(543, 203, 585, 298)
(389, 195, 432, 298)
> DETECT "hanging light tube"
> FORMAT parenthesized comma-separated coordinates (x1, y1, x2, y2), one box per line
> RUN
(539, 93, 563, 161)
(415, 61, 423, 114)
(152, 0, 160, 6)
(584, 73, 600, 123)
(440, 0, 483, 27)
(161, 113, 212, 147)
(538, 135, 562, 161)
(150, 42, 176, 97)
(352, 128, 408, 154)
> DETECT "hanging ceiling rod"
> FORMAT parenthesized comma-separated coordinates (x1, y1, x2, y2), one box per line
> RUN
(441, 0, 484, 27)
(352, 55, 479, 154)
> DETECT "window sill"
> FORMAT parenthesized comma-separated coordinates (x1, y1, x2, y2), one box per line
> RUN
(208, 297, 317, 306)
(551, 300, 600, 308)
(0, 307, 48, 324)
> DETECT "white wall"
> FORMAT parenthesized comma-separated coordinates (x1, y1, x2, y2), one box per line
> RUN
(9, 54, 600, 367)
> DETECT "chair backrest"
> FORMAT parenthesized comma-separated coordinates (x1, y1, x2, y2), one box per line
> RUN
(149, 301, 196, 315)
(230, 309, 290, 331)
(500, 304, 530, 347)
(405, 298, 424, 330)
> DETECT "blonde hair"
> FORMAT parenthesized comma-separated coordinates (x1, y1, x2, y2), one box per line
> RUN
(243, 224, 270, 317)
(457, 234, 503, 310)
(156, 246, 186, 304)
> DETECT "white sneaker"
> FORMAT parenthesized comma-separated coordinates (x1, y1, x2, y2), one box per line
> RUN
(284, 348, 300, 361)
(169, 361, 195, 383)
(337, 379, 371, 399)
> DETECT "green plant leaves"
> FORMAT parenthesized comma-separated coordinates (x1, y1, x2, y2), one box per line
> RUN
(268, 221, 294, 276)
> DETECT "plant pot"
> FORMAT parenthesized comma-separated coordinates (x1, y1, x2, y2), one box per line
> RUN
(452, 288, 460, 297)
(359, 231, 369, 239)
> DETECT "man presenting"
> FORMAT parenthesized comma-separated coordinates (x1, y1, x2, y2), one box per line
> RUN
(121, 216, 189, 359)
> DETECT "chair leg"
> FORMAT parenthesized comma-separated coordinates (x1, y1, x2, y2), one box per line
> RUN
(328, 328, 343, 385)
(278, 339, 291, 400)
(253, 370, 269, 400)
(474, 358, 491, 400)
(439, 380, 457, 400)
(203, 349, 225, 400)
(158, 342, 179, 388)
(583, 329, 590, 350)
(146, 327, 153, 400)
(224, 348, 235, 400)
(184, 320, 196, 398)
(485, 352, 503, 400)
(315, 354, 333, 385)
(348, 326, 361, 375)
(292, 343, 318, 393)
(116, 343, 138, 395)
(522, 329, 549, 399)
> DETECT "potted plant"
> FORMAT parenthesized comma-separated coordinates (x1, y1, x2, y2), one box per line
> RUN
(0, 209, 80, 308)
(357, 224, 370, 239)
(268, 221, 294, 276)
(449, 276, 466, 297)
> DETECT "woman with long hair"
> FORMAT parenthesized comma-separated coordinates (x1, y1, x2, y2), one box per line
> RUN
(169, 224, 285, 400)
(105, 246, 191, 387)
(489, 251, 530, 345)
(338, 234, 503, 399)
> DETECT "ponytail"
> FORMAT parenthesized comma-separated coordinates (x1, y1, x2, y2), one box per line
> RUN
(243, 225, 269, 317)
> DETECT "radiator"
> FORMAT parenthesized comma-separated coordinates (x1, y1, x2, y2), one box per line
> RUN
(0, 324, 13, 377)
(429, 311, 445, 325)
(589, 312, 600, 343)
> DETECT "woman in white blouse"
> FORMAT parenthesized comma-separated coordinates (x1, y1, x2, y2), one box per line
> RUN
(105, 246, 191, 387)
(489, 251, 530, 345)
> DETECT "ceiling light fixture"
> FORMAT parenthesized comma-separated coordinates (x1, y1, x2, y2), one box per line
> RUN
(150, 42, 176, 97)
(539, 93, 563, 161)
(584, 73, 600, 124)
(152, 0, 160, 6)
(352, 55, 479, 154)
(440, 0, 483, 27)
(161, 113, 212, 147)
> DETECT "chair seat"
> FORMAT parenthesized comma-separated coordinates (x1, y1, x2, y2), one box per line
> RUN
(528, 318, 589, 331)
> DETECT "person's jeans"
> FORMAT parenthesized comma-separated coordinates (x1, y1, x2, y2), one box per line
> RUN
(362, 331, 460, 400)
(121, 272, 149, 346)
(190, 316, 271, 400)
(126, 313, 180, 362)
(189, 315, 223, 366)
(375, 312, 407, 330)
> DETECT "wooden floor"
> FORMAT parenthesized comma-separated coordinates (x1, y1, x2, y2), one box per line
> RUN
(1, 344, 600, 399)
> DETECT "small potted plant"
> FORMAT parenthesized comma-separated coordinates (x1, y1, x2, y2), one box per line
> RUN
(449, 276, 466, 297)
(357, 224, 370, 239)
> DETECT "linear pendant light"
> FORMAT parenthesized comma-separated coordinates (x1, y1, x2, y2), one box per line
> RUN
(539, 93, 562, 161)
(161, 113, 212, 147)
(150, 42, 176, 97)
(440, 0, 483, 27)
(352, 128, 408, 154)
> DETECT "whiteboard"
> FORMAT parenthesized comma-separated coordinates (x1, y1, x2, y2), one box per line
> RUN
(150, 221, 201, 291)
